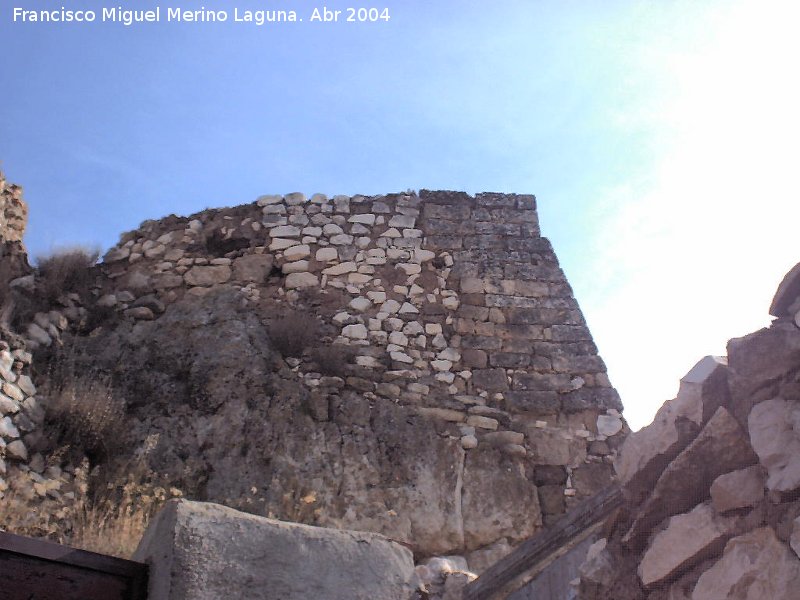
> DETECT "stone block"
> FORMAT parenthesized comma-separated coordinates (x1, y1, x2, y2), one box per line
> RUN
(692, 527, 800, 600)
(566, 385, 618, 411)
(615, 356, 729, 503)
(533, 465, 567, 486)
(528, 428, 584, 466)
(134, 500, 415, 600)
(727, 323, 800, 415)
(184, 265, 231, 286)
(571, 462, 614, 497)
(489, 353, 530, 368)
(472, 368, 508, 391)
(461, 448, 541, 550)
(538, 485, 566, 515)
(624, 407, 758, 550)
(423, 203, 471, 220)
(638, 503, 733, 589)
(512, 372, 572, 392)
(504, 391, 560, 414)
(770, 261, 800, 317)
(285, 272, 319, 289)
(748, 397, 800, 496)
(710, 465, 765, 513)
(461, 349, 488, 368)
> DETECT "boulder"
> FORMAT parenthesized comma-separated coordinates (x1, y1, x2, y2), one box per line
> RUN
(624, 407, 757, 550)
(616, 356, 728, 503)
(691, 527, 800, 599)
(134, 500, 415, 600)
(769, 261, 800, 317)
(638, 503, 733, 588)
(184, 265, 231, 286)
(791, 516, 800, 559)
(727, 323, 800, 420)
(233, 254, 273, 282)
(710, 465, 765, 513)
(284, 272, 319, 289)
(748, 397, 800, 497)
(465, 538, 513, 575)
(461, 447, 541, 549)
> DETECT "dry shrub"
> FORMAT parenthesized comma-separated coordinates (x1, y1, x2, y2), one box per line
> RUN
(70, 468, 183, 558)
(43, 373, 126, 462)
(36, 246, 99, 303)
(308, 345, 355, 376)
(0, 463, 182, 559)
(268, 310, 320, 357)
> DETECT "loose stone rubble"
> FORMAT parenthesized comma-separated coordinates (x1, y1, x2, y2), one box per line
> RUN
(576, 260, 800, 599)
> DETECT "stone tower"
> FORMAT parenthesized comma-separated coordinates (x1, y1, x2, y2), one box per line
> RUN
(6, 188, 627, 571)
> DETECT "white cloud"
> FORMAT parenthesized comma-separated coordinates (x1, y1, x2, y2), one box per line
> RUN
(583, 0, 800, 429)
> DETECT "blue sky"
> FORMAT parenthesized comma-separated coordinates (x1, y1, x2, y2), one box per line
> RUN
(2, 0, 799, 429)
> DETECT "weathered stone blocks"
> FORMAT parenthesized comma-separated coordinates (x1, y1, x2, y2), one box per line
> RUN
(134, 500, 416, 600)
(692, 527, 800, 600)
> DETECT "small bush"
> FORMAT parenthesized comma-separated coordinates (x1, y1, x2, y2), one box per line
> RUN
(71, 467, 183, 558)
(43, 373, 126, 462)
(267, 310, 320, 358)
(36, 247, 99, 303)
(309, 345, 356, 376)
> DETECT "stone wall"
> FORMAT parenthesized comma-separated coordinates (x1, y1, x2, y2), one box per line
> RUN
(0, 172, 29, 281)
(0, 172, 27, 245)
(5, 188, 627, 566)
(97, 191, 623, 498)
(100, 190, 620, 413)
(576, 262, 800, 599)
(0, 328, 87, 536)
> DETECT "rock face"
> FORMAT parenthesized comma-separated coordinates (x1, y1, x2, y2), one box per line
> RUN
(748, 397, 800, 496)
(615, 356, 728, 504)
(134, 499, 416, 600)
(709, 465, 764, 513)
(637, 503, 732, 589)
(0, 172, 30, 283)
(2, 189, 627, 564)
(576, 261, 800, 600)
(691, 527, 800, 600)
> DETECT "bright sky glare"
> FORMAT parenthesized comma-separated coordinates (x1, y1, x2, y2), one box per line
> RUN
(2, 0, 798, 430)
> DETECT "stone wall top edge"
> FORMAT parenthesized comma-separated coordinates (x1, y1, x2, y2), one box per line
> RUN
(121, 189, 538, 247)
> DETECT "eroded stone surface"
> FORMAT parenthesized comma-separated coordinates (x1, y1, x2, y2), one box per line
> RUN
(748, 397, 800, 496)
(770, 261, 800, 318)
(616, 356, 728, 503)
(691, 527, 800, 600)
(710, 465, 764, 513)
(638, 503, 733, 589)
(624, 407, 757, 550)
(134, 499, 416, 600)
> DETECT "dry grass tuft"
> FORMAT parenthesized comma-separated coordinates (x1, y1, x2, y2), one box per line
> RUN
(0, 463, 183, 559)
(308, 345, 355, 376)
(43, 374, 126, 462)
(70, 470, 183, 558)
(36, 246, 99, 303)
(267, 310, 320, 357)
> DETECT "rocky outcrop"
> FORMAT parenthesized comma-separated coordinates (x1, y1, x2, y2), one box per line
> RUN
(692, 527, 800, 600)
(0, 172, 30, 288)
(576, 260, 800, 599)
(134, 499, 416, 600)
